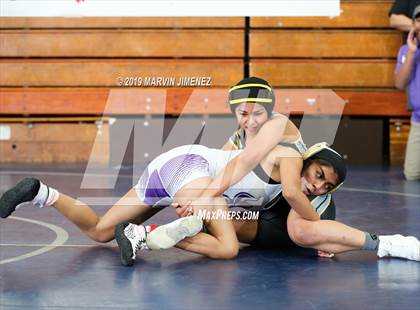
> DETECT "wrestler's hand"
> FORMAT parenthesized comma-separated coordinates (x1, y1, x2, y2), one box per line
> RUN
(172, 196, 217, 217)
(317, 250, 334, 258)
(171, 201, 194, 217)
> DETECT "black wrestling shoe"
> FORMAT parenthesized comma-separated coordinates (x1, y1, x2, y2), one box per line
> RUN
(115, 222, 147, 267)
(0, 178, 40, 218)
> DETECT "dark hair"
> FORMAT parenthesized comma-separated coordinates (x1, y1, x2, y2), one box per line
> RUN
(228, 76, 275, 117)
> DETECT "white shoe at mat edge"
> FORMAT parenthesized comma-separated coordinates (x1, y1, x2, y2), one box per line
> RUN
(377, 234, 420, 261)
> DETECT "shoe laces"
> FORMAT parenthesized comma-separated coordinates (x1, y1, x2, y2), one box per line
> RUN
(125, 224, 148, 255)
(134, 238, 148, 252)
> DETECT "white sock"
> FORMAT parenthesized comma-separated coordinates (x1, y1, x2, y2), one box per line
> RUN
(32, 181, 60, 208)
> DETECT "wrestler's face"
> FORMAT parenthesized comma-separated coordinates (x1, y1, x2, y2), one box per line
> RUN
(301, 161, 339, 195)
(235, 103, 269, 136)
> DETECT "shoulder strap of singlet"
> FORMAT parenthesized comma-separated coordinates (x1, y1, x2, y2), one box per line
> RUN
(310, 194, 332, 216)
(252, 164, 280, 184)
(229, 129, 244, 149)
(262, 192, 334, 216)
(239, 128, 246, 149)
(277, 142, 301, 153)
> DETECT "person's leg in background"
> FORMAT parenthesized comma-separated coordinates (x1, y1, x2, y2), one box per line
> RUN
(404, 121, 420, 180)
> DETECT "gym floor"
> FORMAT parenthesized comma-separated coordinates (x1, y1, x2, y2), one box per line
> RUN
(0, 165, 419, 310)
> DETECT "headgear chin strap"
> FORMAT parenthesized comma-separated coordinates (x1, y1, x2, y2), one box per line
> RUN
(303, 142, 347, 193)
(228, 77, 275, 116)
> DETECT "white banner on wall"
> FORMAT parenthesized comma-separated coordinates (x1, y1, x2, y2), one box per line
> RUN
(0, 0, 340, 17)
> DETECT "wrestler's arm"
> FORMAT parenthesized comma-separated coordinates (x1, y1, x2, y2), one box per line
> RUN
(201, 115, 299, 197)
(278, 156, 320, 221)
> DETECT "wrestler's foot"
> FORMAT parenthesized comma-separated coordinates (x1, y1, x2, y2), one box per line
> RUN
(146, 216, 203, 250)
(0, 178, 40, 218)
(377, 234, 420, 261)
(115, 222, 148, 267)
